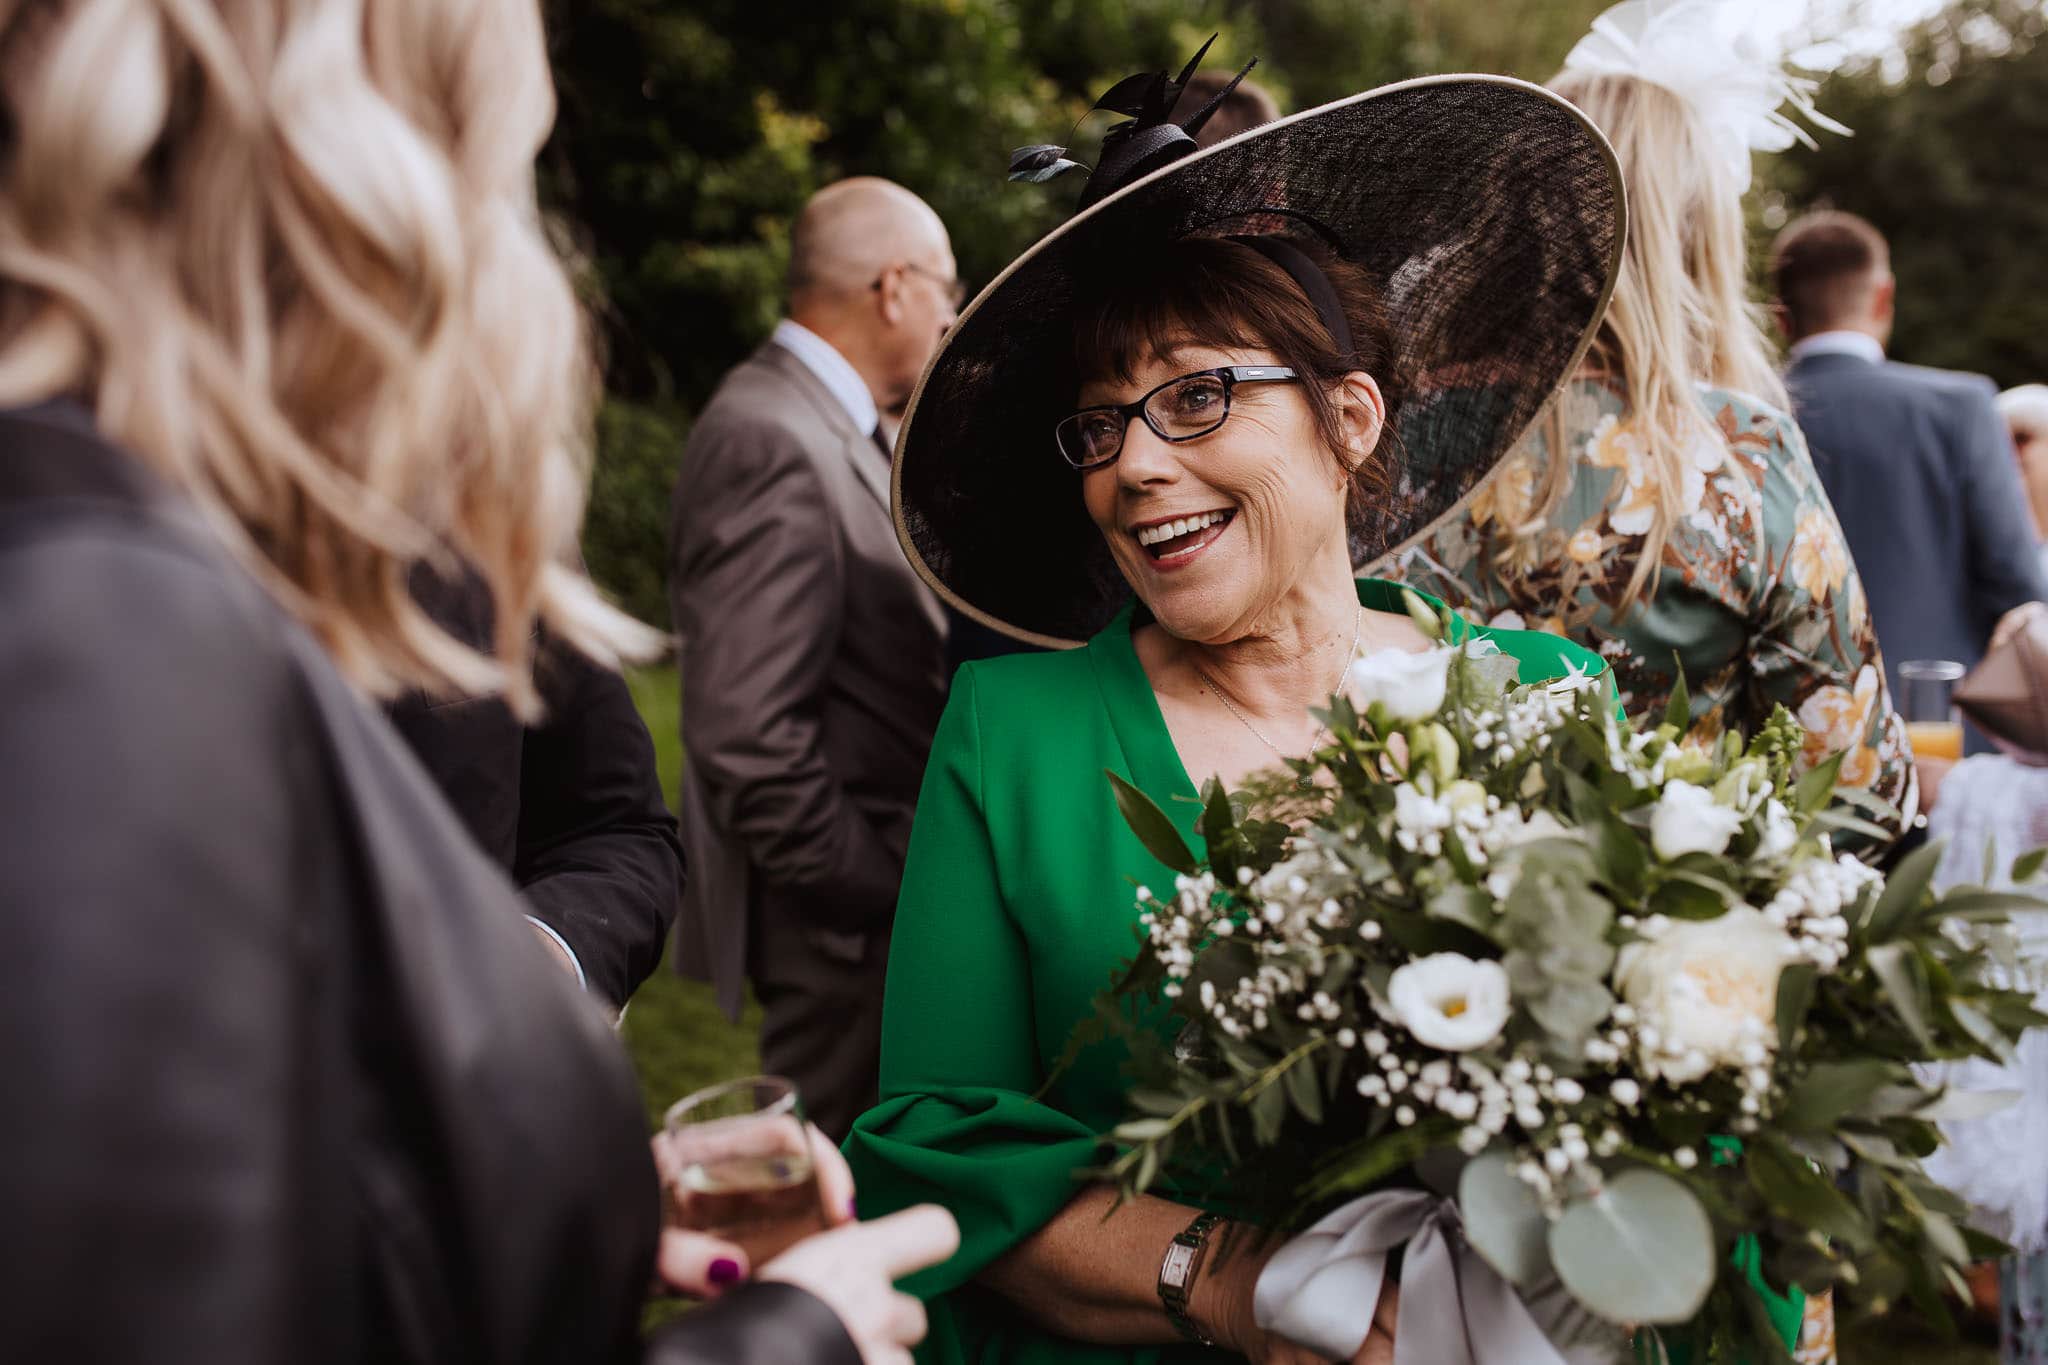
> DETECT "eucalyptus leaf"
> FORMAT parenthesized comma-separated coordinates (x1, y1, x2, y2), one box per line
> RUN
(2013, 847, 2048, 884)
(1136, 1141, 1161, 1194)
(1915, 1088, 2021, 1122)
(1776, 964, 1817, 1052)
(1300, 1117, 1462, 1203)
(1528, 980, 1615, 1044)
(1867, 840, 1942, 942)
(1780, 1060, 1904, 1133)
(1792, 750, 1847, 816)
(1950, 997, 2019, 1066)
(1747, 1138, 1869, 1247)
(1114, 1118, 1173, 1143)
(1428, 885, 1499, 937)
(1460, 1152, 1553, 1288)
(1107, 769, 1198, 875)
(1548, 1170, 1716, 1325)
(1282, 1056, 1325, 1124)
(1922, 889, 2048, 924)
(1919, 1208, 1971, 1265)
(1248, 1078, 1287, 1145)
(1664, 660, 1691, 735)
(1868, 942, 1935, 1051)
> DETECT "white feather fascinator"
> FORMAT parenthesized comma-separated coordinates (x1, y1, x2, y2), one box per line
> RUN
(1560, 0, 1850, 190)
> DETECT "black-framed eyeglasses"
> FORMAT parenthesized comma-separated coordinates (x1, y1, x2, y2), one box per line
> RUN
(1056, 365, 1299, 470)
(873, 261, 967, 309)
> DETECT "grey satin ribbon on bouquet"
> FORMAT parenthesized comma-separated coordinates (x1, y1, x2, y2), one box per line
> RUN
(1253, 1189, 1626, 1365)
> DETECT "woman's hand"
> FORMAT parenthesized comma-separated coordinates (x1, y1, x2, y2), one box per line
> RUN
(1192, 1232, 1398, 1364)
(759, 1205, 961, 1365)
(651, 1123, 858, 1296)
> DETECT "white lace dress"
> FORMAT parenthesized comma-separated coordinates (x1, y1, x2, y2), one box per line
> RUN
(1922, 756, 2048, 1251)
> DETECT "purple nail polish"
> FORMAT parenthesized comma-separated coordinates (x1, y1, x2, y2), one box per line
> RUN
(846, 1198, 859, 1221)
(708, 1258, 743, 1287)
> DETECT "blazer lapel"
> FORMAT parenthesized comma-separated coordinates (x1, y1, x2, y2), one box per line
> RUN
(754, 342, 891, 511)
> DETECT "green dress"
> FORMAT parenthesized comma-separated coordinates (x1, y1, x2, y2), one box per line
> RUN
(844, 578, 1802, 1364)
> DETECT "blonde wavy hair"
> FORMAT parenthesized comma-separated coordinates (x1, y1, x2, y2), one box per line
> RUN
(1531, 71, 1784, 608)
(0, 0, 657, 713)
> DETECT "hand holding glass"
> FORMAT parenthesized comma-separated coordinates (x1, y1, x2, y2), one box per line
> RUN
(663, 1075, 831, 1267)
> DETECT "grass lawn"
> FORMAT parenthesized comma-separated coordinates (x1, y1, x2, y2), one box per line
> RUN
(615, 663, 1996, 1364)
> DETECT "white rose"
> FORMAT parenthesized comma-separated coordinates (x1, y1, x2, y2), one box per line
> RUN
(1649, 780, 1745, 861)
(1387, 953, 1511, 1052)
(1348, 646, 1452, 722)
(1614, 906, 1795, 1083)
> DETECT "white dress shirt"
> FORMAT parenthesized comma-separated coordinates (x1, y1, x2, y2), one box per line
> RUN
(771, 319, 880, 437)
(1788, 329, 1885, 366)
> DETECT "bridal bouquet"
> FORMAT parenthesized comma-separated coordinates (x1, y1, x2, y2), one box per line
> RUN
(1083, 595, 2048, 1362)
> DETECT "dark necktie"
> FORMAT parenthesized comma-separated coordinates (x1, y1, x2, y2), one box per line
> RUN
(870, 426, 894, 466)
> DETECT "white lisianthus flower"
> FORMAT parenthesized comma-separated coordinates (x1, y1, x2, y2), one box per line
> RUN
(1348, 646, 1452, 721)
(1649, 780, 1745, 861)
(1756, 799, 1798, 860)
(1614, 906, 1796, 1083)
(1387, 953, 1511, 1052)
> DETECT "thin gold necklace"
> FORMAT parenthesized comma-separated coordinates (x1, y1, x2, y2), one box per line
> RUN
(1196, 604, 1363, 790)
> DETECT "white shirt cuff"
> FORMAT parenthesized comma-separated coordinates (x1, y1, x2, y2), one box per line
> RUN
(524, 915, 588, 993)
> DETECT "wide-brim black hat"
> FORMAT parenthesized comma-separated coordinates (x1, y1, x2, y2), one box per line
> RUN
(892, 72, 1625, 647)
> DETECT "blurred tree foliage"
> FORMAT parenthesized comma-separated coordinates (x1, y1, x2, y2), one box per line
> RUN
(1773, 0, 2048, 389)
(540, 0, 1600, 622)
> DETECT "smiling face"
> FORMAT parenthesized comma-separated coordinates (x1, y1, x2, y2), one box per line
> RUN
(1079, 342, 1382, 645)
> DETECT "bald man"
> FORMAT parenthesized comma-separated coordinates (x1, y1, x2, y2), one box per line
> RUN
(668, 177, 957, 1137)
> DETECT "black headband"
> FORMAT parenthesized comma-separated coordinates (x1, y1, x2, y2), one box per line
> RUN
(1229, 234, 1355, 364)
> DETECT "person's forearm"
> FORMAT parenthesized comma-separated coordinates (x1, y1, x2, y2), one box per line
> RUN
(974, 1185, 1268, 1347)
(683, 722, 900, 917)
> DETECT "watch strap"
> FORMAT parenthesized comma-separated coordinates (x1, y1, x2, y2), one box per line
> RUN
(1157, 1210, 1224, 1345)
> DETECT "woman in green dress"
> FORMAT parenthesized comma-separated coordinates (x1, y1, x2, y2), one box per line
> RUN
(846, 58, 1795, 1364)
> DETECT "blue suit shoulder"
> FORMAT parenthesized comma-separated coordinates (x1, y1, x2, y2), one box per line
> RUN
(1878, 358, 1998, 398)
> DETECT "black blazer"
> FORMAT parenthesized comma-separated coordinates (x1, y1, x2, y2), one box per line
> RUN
(1789, 350, 2048, 693)
(0, 404, 855, 1365)
(385, 570, 683, 1011)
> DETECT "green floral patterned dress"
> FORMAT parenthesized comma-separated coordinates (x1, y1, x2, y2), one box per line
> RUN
(1391, 377, 1912, 848)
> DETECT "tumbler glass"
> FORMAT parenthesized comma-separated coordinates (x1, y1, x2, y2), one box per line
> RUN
(1898, 659, 1967, 761)
(663, 1075, 827, 1265)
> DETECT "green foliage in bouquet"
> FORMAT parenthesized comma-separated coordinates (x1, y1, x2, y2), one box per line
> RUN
(1077, 595, 2048, 1361)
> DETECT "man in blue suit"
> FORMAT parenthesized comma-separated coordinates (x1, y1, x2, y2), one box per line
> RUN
(1772, 211, 2045, 721)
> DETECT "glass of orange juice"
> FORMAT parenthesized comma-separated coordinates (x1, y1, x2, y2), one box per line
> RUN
(1899, 660, 1966, 761)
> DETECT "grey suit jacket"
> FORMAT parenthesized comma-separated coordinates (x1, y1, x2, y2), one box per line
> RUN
(668, 340, 947, 1019)
(1788, 351, 2047, 696)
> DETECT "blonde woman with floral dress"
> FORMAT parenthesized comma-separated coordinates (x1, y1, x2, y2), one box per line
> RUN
(1387, 17, 1909, 1359)
(1390, 28, 1911, 861)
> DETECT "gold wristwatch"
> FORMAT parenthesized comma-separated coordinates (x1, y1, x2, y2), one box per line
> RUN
(1157, 1210, 1223, 1345)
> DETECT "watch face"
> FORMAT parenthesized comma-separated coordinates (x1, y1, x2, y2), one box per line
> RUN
(1162, 1241, 1198, 1289)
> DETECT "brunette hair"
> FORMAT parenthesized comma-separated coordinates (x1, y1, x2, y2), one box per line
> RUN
(1770, 210, 1890, 339)
(1070, 233, 1402, 525)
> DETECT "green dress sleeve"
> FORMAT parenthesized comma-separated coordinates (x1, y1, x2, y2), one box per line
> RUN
(842, 665, 1103, 1299)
